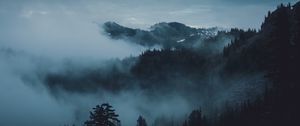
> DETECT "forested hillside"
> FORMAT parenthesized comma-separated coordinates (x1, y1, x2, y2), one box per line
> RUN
(44, 2, 300, 126)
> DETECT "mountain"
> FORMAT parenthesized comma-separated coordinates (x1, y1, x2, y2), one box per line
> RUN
(223, 2, 300, 75)
(45, 3, 300, 96)
(195, 3, 300, 126)
(103, 21, 231, 51)
(43, 2, 300, 126)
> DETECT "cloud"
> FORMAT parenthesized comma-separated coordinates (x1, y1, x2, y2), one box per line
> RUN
(0, 0, 296, 29)
(168, 7, 212, 16)
(20, 10, 49, 18)
(0, 3, 146, 61)
(0, 49, 75, 126)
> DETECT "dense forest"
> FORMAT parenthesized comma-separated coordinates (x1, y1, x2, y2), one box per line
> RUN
(47, 2, 300, 126)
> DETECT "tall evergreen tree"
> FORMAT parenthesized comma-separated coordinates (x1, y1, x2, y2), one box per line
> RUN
(188, 109, 204, 126)
(85, 103, 120, 126)
(136, 115, 147, 126)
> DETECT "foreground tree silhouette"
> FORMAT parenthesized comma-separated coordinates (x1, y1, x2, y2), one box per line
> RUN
(136, 115, 147, 126)
(85, 103, 120, 126)
(188, 109, 206, 126)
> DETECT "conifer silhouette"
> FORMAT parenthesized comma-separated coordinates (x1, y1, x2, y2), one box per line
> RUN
(85, 103, 120, 126)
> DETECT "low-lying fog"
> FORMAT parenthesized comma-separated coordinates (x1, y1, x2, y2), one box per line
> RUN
(0, 0, 291, 126)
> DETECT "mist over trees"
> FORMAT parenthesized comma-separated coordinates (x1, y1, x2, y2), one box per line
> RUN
(4, 1, 297, 126)
(136, 116, 147, 126)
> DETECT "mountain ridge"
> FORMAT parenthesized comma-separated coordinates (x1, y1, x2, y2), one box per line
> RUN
(43, 2, 300, 126)
(102, 21, 225, 50)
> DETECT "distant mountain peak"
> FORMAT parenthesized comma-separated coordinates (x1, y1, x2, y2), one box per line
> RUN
(102, 21, 136, 37)
(101, 21, 225, 49)
(150, 22, 189, 30)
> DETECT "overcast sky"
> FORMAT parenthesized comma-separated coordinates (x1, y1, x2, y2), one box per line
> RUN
(0, 0, 296, 59)
(0, 0, 297, 29)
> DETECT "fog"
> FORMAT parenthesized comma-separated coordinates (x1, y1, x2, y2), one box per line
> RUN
(0, 48, 192, 126)
(0, 1, 147, 125)
(0, 0, 294, 126)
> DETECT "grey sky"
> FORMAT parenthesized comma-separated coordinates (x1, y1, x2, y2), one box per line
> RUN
(1, 0, 297, 28)
(0, 0, 296, 59)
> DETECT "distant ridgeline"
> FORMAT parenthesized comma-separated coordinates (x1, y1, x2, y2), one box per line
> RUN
(102, 21, 251, 55)
(102, 21, 222, 48)
(46, 2, 300, 126)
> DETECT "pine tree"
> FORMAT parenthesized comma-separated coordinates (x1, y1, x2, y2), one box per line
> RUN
(136, 115, 147, 126)
(85, 103, 120, 126)
(188, 109, 203, 126)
